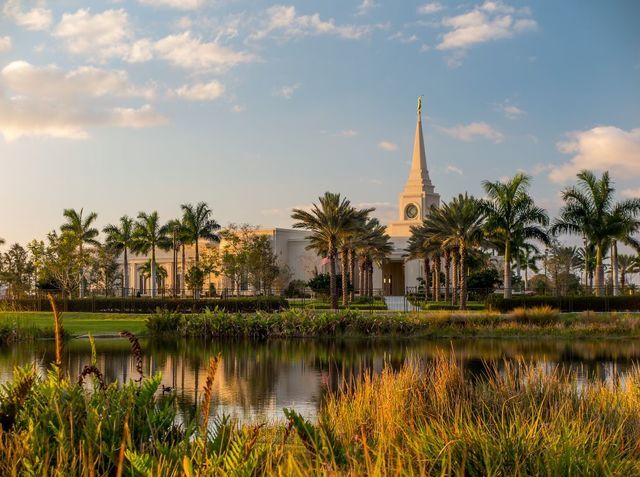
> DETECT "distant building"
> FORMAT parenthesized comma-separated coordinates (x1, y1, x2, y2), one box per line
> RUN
(121, 105, 439, 296)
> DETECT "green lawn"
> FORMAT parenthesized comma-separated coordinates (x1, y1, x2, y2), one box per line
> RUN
(0, 312, 149, 336)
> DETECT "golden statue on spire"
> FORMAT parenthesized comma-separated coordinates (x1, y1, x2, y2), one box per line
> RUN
(417, 95, 423, 115)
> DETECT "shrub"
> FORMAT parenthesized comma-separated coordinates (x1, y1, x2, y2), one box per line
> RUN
(509, 306, 560, 325)
(488, 295, 640, 312)
(145, 309, 183, 334)
(0, 296, 289, 314)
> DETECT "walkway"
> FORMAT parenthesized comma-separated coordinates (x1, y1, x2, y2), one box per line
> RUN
(383, 296, 407, 312)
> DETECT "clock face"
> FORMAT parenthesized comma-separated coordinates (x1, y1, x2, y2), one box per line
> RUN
(405, 204, 419, 219)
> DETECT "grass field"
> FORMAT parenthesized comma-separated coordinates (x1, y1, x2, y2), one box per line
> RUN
(0, 312, 148, 337)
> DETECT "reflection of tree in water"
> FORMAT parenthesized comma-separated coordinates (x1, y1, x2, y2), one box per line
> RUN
(3, 337, 640, 422)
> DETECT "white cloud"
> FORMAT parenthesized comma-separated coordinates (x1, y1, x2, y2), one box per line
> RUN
(0, 60, 166, 142)
(446, 165, 463, 175)
(231, 104, 244, 113)
(356, 0, 376, 16)
(139, 0, 203, 10)
(250, 5, 376, 41)
(437, 1, 536, 51)
(389, 32, 418, 43)
(272, 83, 300, 99)
(622, 188, 640, 198)
(496, 101, 525, 119)
(338, 129, 358, 138)
(441, 122, 504, 143)
(53, 9, 134, 62)
(418, 3, 444, 15)
(153, 32, 255, 71)
(549, 126, 640, 183)
(53, 9, 253, 71)
(378, 141, 398, 151)
(2, 61, 155, 99)
(174, 80, 225, 101)
(0, 37, 11, 53)
(3, 0, 52, 31)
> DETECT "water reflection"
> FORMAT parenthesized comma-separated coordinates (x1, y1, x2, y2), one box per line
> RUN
(1, 337, 639, 422)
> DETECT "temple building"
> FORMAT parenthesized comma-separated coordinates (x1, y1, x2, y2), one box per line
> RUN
(121, 102, 439, 297)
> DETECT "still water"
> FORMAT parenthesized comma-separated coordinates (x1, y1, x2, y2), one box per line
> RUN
(1, 337, 639, 423)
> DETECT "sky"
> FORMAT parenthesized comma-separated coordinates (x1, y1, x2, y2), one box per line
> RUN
(0, 0, 639, 245)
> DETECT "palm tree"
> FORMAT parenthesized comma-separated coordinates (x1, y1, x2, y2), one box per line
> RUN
(407, 225, 442, 301)
(165, 218, 191, 297)
(60, 208, 100, 297)
(617, 254, 640, 292)
(423, 194, 486, 309)
(482, 173, 550, 298)
(181, 202, 220, 298)
(103, 216, 134, 297)
(140, 260, 168, 291)
(552, 171, 640, 296)
(292, 192, 370, 309)
(518, 243, 541, 290)
(131, 212, 171, 297)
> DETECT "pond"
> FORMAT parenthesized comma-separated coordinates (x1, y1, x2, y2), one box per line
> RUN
(1, 337, 639, 423)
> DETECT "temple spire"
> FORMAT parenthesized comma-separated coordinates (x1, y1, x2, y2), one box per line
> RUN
(405, 97, 431, 189)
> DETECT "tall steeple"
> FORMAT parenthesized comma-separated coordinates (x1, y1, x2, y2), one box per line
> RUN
(387, 97, 440, 237)
(404, 107, 432, 191)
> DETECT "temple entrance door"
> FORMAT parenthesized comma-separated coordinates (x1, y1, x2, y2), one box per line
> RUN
(382, 261, 405, 296)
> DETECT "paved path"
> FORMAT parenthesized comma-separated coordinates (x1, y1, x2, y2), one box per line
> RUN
(383, 296, 407, 311)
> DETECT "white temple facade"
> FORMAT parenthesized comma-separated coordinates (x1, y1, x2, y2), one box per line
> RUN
(120, 103, 439, 296)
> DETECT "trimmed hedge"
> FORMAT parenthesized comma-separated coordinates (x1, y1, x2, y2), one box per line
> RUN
(0, 296, 288, 314)
(488, 295, 640, 313)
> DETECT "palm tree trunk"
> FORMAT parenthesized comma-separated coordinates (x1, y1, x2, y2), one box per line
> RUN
(434, 254, 441, 302)
(524, 262, 529, 291)
(595, 243, 604, 297)
(181, 245, 186, 298)
(503, 241, 512, 299)
(423, 257, 430, 301)
(194, 238, 200, 299)
(348, 249, 356, 302)
(123, 248, 128, 297)
(459, 243, 467, 310)
(151, 246, 157, 298)
(621, 271, 626, 292)
(451, 252, 458, 306)
(444, 251, 450, 302)
(329, 245, 338, 310)
(612, 240, 619, 296)
(359, 260, 366, 298)
(79, 242, 84, 298)
(368, 260, 374, 298)
(340, 247, 348, 306)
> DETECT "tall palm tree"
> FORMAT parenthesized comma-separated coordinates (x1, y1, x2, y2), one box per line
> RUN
(482, 173, 550, 298)
(407, 224, 442, 301)
(181, 202, 220, 298)
(103, 215, 134, 297)
(132, 212, 171, 297)
(140, 260, 168, 291)
(552, 170, 640, 296)
(617, 254, 640, 292)
(60, 208, 100, 297)
(423, 194, 486, 309)
(292, 192, 369, 309)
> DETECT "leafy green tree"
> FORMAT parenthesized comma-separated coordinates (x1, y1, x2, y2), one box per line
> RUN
(103, 215, 134, 296)
(60, 208, 99, 297)
(292, 193, 370, 309)
(0, 243, 34, 297)
(482, 173, 549, 298)
(41, 232, 88, 297)
(88, 245, 121, 295)
(423, 194, 486, 309)
(132, 212, 171, 297)
(552, 171, 640, 296)
(617, 254, 640, 291)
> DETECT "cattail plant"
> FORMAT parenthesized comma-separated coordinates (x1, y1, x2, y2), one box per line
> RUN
(78, 364, 106, 390)
(119, 331, 144, 382)
(200, 354, 221, 437)
(47, 293, 64, 374)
